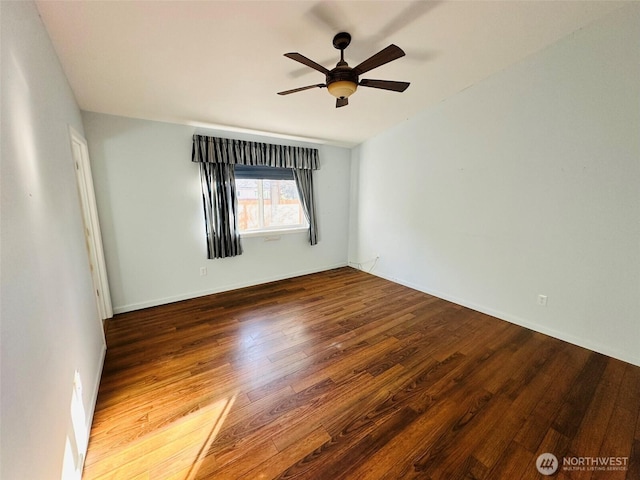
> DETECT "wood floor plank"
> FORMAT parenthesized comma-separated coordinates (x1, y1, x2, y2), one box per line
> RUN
(590, 406, 635, 480)
(190, 438, 278, 480)
(82, 267, 640, 479)
(419, 341, 561, 479)
(627, 439, 640, 480)
(484, 440, 538, 480)
(236, 426, 331, 480)
(566, 358, 626, 467)
(552, 352, 609, 439)
(514, 343, 590, 453)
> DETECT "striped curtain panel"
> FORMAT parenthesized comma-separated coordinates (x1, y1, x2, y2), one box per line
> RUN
(293, 168, 318, 245)
(192, 135, 320, 258)
(199, 162, 243, 259)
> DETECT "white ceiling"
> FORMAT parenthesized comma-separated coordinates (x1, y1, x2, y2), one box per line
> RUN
(36, 0, 628, 146)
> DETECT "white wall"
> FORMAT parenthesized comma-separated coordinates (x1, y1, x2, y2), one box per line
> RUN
(1, 2, 107, 479)
(81, 112, 351, 313)
(351, 4, 640, 366)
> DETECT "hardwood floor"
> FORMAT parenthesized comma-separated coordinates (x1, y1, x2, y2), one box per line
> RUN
(83, 267, 640, 479)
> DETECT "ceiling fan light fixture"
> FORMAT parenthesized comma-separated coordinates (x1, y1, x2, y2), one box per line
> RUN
(279, 32, 409, 108)
(327, 80, 358, 99)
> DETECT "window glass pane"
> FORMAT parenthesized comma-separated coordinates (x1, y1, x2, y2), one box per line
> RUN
(235, 177, 307, 233)
(264, 180, 304, 228)
(236, 179, 260, 231)
(263, 179, 272, 200)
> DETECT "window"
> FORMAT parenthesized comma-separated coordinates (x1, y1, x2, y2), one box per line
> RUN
(234, 166, 307, 234)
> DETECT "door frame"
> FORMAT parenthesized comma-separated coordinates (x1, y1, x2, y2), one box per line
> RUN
(69, 126, 113, 322)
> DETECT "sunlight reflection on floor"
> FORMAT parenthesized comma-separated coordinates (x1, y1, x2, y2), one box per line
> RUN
(83, 395, 236, 479)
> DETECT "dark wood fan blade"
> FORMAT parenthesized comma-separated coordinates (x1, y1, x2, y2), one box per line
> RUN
(278, 84, 326, 95)
(336, 97, 348, 108)
(307, 2, 350, 34)
(353, 44, 406, 75)
(284, 53, 330, 75)
(377, 1, 442, 40)
(359, 79, 410, 92)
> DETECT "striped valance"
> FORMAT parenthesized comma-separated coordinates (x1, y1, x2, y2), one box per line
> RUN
(192, 135, 319, 170)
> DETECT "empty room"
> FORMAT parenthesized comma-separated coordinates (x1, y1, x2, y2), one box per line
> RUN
(2, 1, 639, 479)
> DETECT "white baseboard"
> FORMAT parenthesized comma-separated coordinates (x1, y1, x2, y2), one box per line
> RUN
(369, 269, 640, 368)
(87, 344, 106, 429)
(76, 343, 106, 478)
(113, 261, 639, 366)
(113, 262, 349, 314)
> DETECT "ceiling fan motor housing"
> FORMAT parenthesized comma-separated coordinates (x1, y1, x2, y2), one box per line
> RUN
(326, 32, 358, 99)
(326, 66, 358, 99)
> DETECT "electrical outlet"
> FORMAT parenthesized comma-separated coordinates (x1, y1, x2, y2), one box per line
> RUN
(537, 294, 548, 306)
(200, 267, 207, 276)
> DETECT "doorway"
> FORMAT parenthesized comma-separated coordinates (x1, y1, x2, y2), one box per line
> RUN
(69, 126, 113, 324)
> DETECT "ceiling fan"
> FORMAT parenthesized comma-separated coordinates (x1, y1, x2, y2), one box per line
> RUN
(278, 32, 410, 108)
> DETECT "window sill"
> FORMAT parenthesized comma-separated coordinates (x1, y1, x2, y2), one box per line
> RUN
(240, 227, 308, 239)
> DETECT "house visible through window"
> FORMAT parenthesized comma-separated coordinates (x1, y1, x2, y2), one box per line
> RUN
(234, 165, 307, 233)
